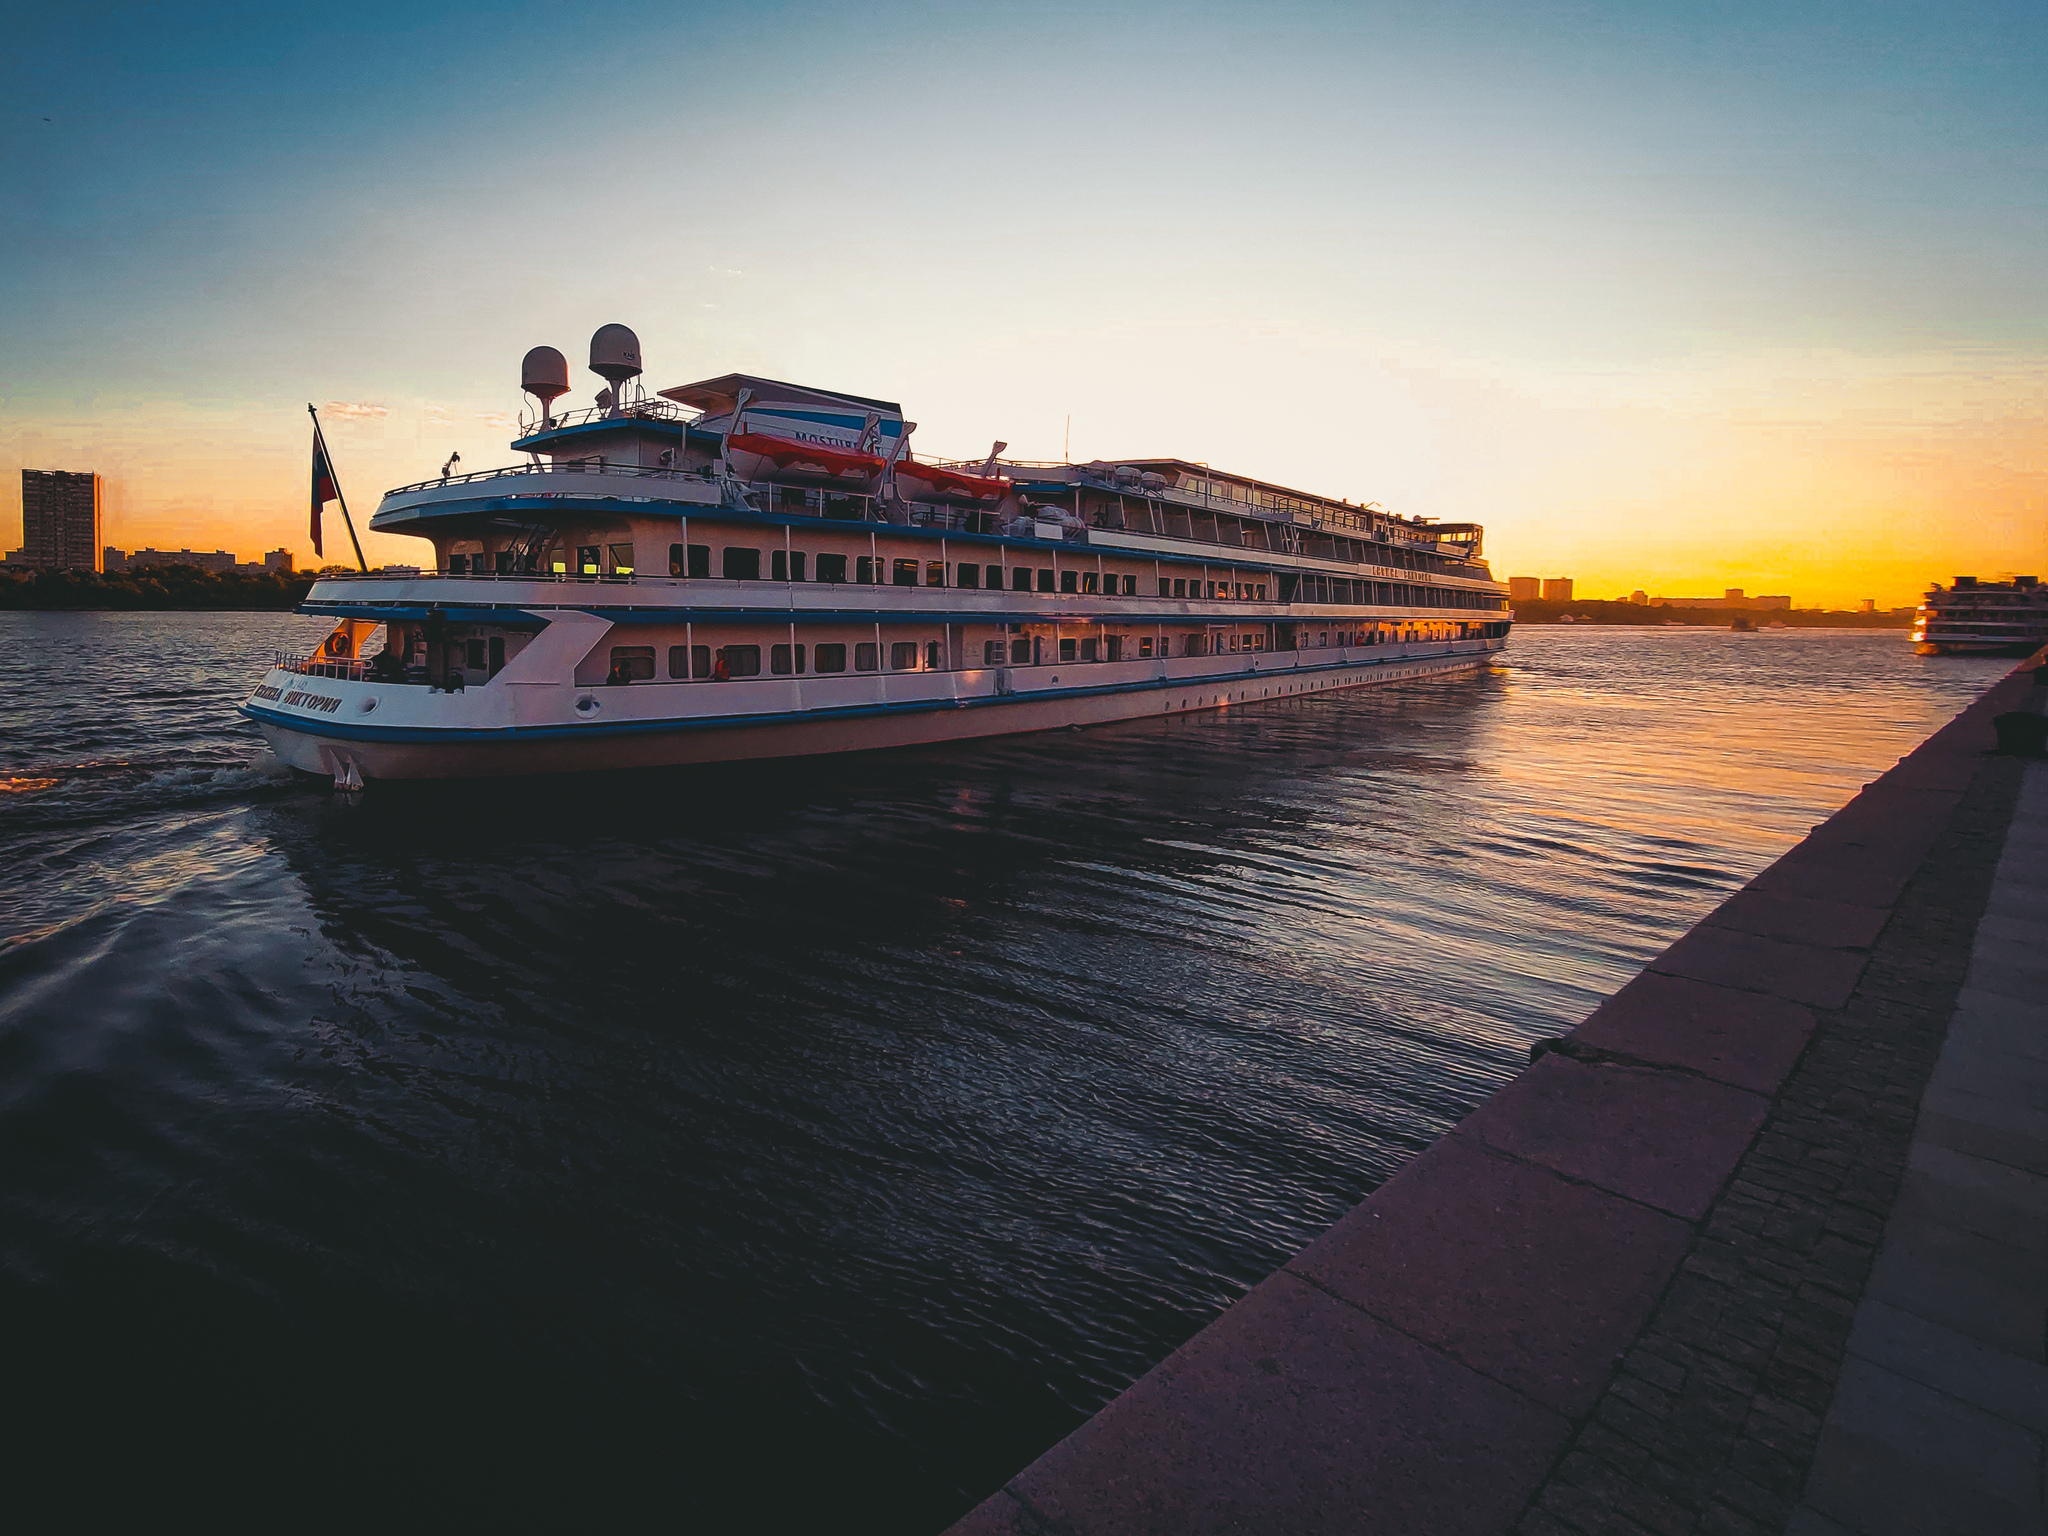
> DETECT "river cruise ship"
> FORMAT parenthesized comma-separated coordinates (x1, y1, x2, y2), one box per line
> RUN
(246, 326, 1512, 783)
(1913, 575, 2048, 656)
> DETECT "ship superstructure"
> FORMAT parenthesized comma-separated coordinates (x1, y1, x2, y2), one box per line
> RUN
(1913, 575, 2048, 656)
(245, 326, 1511, 782)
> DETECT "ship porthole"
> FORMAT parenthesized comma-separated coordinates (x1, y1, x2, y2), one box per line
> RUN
(359, 697, 378, 714)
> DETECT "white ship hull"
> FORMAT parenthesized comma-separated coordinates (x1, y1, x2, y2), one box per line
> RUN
(254, 638, 1499, 781)
(263, 343, 1518, 784)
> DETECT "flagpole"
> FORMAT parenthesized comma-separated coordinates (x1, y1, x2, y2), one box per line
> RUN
(307, 404, 369, 573)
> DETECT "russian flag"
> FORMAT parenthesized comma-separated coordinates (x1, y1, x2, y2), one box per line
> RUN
(310, 432, 338, 559)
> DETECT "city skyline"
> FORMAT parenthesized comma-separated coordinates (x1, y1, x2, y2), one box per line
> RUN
(4, 1, 2044, 608)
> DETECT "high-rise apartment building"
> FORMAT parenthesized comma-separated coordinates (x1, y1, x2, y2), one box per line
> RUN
(1541, 577, 1575, 602)
(264, 549, 294, 573)
(1508, 576, 1541, 600)
(21, 470, 103, 573)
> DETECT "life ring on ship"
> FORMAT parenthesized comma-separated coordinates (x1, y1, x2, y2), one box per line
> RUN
(324, 633, 353, 659)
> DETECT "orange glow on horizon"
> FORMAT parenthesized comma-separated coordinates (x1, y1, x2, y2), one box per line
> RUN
(5, 338, 2038, 609)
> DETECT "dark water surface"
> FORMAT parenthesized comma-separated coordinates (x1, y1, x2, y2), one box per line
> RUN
(0, 613, 2006, 1524)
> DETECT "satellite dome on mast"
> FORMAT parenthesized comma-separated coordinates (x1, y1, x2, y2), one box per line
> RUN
(588, 324, 644, 385)
(521, 346, 570, 406)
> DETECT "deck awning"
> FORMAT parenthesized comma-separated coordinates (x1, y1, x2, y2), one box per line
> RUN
(658, 374, 902, 417)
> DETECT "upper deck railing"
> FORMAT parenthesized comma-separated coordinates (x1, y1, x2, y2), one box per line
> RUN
(383, 459, 721, 498)
(972, 457, 1481, 556)
(275, 651, 372, 680)
(381, 461, 1491, 578)
(513, 400, 691, 437)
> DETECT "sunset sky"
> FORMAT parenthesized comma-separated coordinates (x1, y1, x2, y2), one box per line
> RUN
(3, 1, 2041, 606)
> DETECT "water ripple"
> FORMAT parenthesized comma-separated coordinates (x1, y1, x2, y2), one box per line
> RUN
(0, 612, 2010, 1526)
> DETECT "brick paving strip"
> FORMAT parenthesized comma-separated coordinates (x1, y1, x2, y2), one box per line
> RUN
(948, 657, 2045, 1536)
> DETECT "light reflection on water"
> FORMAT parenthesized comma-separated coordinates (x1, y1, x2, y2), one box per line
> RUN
(0, 612, 2008, 1527)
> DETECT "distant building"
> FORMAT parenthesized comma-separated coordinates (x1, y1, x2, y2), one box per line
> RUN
(2, 549, 26, 565)
(263, 549, 294, 574)
(1646, 588, 1791, 611)
(103, 546, 130, 574)
(127, 547, 237, 574)
(1508, 576, 1541, 601)
(1858, 598, 1876, 613)
(1541, 577, 1574, 602)
(1629, 590, 1649, 605)
(20, 469, 103, 572)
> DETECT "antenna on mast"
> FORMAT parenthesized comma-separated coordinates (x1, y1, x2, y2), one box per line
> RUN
(588, 324, 643, 413)
(521, 346, 570, 429)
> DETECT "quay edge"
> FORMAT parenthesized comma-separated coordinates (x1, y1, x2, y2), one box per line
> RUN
(948, 652, 2048, 1536)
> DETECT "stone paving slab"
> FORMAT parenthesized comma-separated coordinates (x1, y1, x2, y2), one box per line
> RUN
(1945, 987, 2048, 1061)
(1861, 1209, 2048, 1356)
(1844, 1297, 2048, 1433)
(1648, 924, 1869, 1010)
(1872, 755, 1985, 794)
(983, 1270, 1571, 1536)
(1925, 1031, 2048, 1103)
(1916, 1080, 2048, 1175)
(1797, 1356, 2042, 1535)
(1703, 890, 1891, 952)
(945, 657, 2045, 1536)
(1461, 1053, 1769, 1221)
(1569, 971, 1816, 1095)
(1748, 851, 1917, 910)
(1895, 1141, 2048, 1251)
(1288, 1132, 1695, 1417)
(1970, 949, 2048, 1001)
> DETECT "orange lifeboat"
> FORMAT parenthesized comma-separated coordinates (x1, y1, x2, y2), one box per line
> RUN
(894, 457, 1012, 504)
(724, 430, 885, 489)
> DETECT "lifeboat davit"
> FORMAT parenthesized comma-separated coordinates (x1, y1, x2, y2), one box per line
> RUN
(724, 430, 885, 489)
(894, 458, 1012, 504)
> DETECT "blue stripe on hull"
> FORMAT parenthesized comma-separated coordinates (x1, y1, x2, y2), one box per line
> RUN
(243, 645, 1494, 746)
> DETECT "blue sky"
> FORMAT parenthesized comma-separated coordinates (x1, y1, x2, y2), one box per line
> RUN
(2, 1, 2043, 599)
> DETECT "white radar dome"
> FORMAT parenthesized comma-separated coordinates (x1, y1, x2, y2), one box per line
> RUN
(588, 324, 644, 385)
(521, 346, 570, 403)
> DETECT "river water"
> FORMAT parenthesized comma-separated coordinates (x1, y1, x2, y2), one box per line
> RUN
(0, 613, 2006, 1524)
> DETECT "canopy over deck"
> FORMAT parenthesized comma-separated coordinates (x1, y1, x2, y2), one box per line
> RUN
(658, 374, 902, 419)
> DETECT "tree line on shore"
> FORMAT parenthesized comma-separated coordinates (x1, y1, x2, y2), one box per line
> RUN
(0, 565, 318, 611)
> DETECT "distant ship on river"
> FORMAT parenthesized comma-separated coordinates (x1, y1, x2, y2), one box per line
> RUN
(245, 326, 1511, 783)
(1914, 575, 2048, 656)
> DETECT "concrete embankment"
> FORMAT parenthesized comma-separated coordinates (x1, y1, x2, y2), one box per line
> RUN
(950, 656, 2047, 1536)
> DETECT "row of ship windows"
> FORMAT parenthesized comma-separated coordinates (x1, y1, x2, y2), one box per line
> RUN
(603, 627, 1440, 681)
(446, 544, 1502, 611)
(617, 642, 934, 680)
(452, 542, 1251, 596)
(661, 544, 1258, 599)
